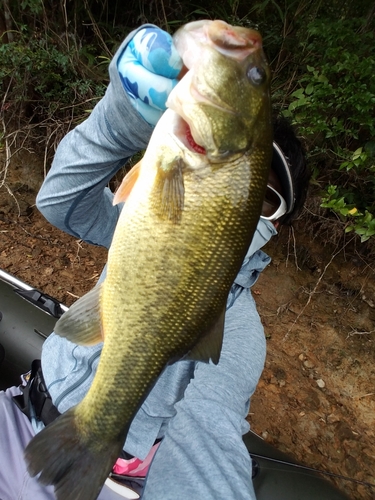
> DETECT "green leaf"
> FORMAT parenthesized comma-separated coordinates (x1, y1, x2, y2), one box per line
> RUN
(291, 88, 306, 99)
(317, 74, 328, 84)
(305, 83, 314, 95)
(352, 147, 363, 160)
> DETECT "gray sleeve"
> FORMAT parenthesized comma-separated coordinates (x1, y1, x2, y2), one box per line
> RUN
(36, 27, 155, 249)
(142, 288, 266, 500)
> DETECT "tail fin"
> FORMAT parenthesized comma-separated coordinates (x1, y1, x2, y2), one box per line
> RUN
(25, 408, 122, 500)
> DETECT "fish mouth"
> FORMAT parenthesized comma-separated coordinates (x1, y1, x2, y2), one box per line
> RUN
(169, 66, 238, 158)
(185, 123, 206, 154)
(171, 114, 207, 155)
(169, 61, 239, 159)
(172, 114, 245, 163)
(170, 84, 238, 159)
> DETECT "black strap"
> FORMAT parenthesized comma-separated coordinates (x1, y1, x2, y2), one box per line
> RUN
(0, 343, 5, 367)
(13, 359, 61, 425)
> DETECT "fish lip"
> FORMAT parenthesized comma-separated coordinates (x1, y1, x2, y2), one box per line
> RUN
(206, 21, 263, 60)
(175, 20, 263, 67)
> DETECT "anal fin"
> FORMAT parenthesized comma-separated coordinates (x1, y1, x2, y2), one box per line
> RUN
(187, 308, 225, 365)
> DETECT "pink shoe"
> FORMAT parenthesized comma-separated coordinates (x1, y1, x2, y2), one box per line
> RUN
(113, 442, 161, 478)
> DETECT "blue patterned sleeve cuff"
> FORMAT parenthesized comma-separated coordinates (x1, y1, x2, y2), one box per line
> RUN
(117, 27, 183, 126)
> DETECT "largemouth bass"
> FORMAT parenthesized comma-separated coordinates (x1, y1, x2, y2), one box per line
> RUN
(25, 19, 272, 500)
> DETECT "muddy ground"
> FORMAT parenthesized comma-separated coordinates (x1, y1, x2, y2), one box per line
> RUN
(1, 155, 374, 499)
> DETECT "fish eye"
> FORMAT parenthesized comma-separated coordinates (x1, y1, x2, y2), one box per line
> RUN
(247, 65, 266, 85)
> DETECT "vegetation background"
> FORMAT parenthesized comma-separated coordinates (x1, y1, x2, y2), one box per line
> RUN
(1, 0, 374, 250)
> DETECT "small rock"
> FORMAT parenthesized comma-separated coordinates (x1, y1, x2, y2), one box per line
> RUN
(316, 379, 326, 388)
(261, 431, 268, 440)
(303, 360, 315, 368)
(43, 267, 54, 276)
(298, 353, 305, 361)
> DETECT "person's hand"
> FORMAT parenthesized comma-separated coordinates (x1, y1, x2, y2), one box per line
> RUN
(117, 27, 183, 127)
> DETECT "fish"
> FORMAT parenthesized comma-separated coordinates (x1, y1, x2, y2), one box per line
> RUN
(24, 19, 273, 500)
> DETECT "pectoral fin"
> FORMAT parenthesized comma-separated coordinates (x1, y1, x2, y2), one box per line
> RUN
(152, 156, 185, 223)
(113, 161, 141, 205)
(187, 308, 225, 365)
(54, 284, 103, 345)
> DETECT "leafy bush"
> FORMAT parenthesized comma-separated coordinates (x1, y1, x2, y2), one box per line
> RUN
(321, 147, 375, 242)
(0, 28, 106, 123)
(283, 16, 375, 241)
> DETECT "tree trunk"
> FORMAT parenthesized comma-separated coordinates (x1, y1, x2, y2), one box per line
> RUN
(1, 0, 14, 43)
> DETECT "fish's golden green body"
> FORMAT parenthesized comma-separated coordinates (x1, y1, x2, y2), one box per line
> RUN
(25, 19, 273, 500)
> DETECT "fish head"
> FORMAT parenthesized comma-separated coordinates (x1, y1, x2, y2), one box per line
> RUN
(167, 20, 272, 163)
